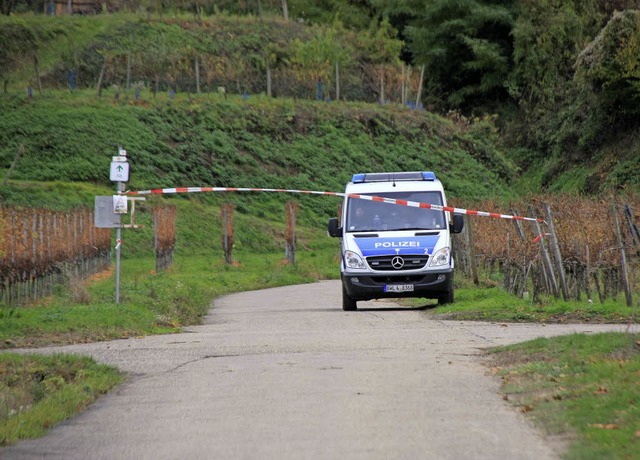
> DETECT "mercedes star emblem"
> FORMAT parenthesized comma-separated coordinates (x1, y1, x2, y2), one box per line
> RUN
(391, 256, 404, 269)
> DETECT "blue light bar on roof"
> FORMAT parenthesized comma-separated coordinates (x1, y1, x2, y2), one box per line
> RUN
(351, 172, 436, 183)
(351, 173, 366, 183)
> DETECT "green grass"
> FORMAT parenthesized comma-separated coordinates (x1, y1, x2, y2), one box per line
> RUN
(0, 89, 518, 208)
(436, 287, 639, 323)
(0, 180, 113, 210)
(487, 333, 640, 460)
(0, 352, 123, 446)
(404, 277, 640, 323)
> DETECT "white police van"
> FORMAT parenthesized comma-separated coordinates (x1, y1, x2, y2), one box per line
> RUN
(328, 172, 464, 310)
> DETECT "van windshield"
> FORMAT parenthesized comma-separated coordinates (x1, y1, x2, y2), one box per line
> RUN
(346, 191, 445, 232)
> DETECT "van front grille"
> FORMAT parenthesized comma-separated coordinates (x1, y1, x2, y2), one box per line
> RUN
(366, 255, 428, 271)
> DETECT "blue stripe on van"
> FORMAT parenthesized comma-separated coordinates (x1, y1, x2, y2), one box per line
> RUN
(354, 235, 440, 257)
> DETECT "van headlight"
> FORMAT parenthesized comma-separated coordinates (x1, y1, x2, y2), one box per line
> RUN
(429, 247, 450, 267)
(344, 250, 366, 269)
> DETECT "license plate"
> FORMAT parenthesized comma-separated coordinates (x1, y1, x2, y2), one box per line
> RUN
(384, 284, 414, 293)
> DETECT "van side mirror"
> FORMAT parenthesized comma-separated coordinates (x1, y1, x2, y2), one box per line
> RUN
(451, 214, 464, 234)
(328, 218, 342, 237)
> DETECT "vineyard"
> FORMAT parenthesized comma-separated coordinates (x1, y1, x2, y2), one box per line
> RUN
(0, 204, 180, 306)
(0, 207, 111, 306)
(453, 196, 640, 306)
(2, 195, 639, 309)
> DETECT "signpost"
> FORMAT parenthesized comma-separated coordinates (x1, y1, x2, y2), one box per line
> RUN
(96, 147, 144, 304)
(113, 148, 127, 304)
(110, 160, 130, 182)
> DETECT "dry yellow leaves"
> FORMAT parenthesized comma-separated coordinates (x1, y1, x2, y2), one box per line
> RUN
(593, 386, 608, 395)
(590, 423, 620, 430)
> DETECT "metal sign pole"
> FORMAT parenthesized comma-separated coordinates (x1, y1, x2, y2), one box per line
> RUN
(115, 180, 123, 304)
(109, 146, 129, 305)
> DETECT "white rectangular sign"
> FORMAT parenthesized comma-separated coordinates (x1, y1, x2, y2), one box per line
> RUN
(110, 161, 130, 182)
(94, 196, 122, 228)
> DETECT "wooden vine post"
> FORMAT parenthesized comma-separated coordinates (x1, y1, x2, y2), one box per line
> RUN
(285, 201, 298, 264)
(585, 243, 592, 301)
(463, 215, 479, 285)
(530, 205, 559, 299)
(510, 209, 528, 298)
(221, 203, 234, 265)
(153, 206, 176, 273)
(612, 203, 633, 306)
(544, 203, 569, 301)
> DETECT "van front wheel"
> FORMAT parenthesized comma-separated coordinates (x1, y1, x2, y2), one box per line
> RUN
(438, 289, 454, 305)
(342, 285, 357, 311)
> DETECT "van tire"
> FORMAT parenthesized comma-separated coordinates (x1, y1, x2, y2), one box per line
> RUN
(438, 289, 454, 305)
(342, 285, 357, 311)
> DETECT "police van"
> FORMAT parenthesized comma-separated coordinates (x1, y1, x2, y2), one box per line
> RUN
(328, 172, 464, 310)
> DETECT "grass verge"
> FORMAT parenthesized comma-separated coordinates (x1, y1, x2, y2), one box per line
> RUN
(0, 353, 123, 446)
(486, 333, 640, 459)
(415, 278, 640, 324)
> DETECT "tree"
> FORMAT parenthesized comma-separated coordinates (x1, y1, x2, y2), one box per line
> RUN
(508, 0, 596, 109)
(403, 0, 515, 111)
(504, 0, 628, 154)
(575, 10, 640, 107)
(292, 25, 351, 99)
(0, 0, 19, 15)
(570, 10, 640, 145)
(288, 0, 375, 30)
(363, 16, 403, 103)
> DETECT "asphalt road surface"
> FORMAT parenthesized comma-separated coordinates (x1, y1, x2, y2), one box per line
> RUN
(2, 280, 637, 460)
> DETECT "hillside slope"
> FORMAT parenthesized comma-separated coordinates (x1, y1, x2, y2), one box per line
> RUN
(0, 93, 517, 216)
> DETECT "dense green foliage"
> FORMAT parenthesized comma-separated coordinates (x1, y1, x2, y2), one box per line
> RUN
(404, 0, 515, 111)
(573, 10, 640, 146)
(375, 0, 640, 192)
(506, 2, 640, 193)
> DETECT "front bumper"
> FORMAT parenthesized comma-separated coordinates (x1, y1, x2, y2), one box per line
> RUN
(342, 268, 453, 301)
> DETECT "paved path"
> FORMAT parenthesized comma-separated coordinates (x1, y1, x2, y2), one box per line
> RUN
(2, 280, 637, 460)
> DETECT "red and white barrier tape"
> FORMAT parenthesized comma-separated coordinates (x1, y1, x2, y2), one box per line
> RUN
(125, 186, 545, 223)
